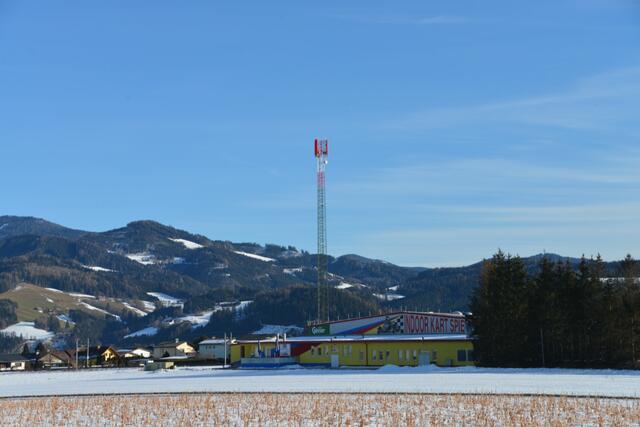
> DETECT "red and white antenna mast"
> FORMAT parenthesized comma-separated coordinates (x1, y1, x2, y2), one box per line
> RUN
(315, 139, 329, 322)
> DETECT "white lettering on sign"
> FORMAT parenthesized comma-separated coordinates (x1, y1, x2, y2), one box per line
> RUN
(403, 313, 466, 334)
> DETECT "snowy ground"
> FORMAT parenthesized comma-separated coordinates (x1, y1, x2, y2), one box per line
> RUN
(1, 366, 639, 398)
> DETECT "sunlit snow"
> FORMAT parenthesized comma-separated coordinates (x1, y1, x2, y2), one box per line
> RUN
(234, 251, 275, 262)
(169, 238, 204, 250)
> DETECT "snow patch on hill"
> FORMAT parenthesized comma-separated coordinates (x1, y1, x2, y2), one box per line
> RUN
(141, 300, 156, 312)
(79, 302, 122, 321)
(234, 251, 275, 262)
(169, 238, 204, 250)
(125, 253, 157, 265)
(147, 292, 184, 307)
(0, 322, 54, 340)
(336, 282, 354, 289)
(56, 314, 75, 325)
(124, 326, 159, 339)
(82, 265, 115, 273)
(373, 293, 406, 301)
(122, 302, 147, 317)
(283, 267, 303, 275)
(69, 292, 96, 299)
(176, 311, 214, 329)
(236, 300, 252, 311)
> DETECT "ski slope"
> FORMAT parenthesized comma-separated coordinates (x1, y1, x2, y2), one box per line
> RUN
(1, 366, 639, 398)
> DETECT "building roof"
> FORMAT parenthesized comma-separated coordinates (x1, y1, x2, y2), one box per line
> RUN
(199, 339, 227, 345)
(67, 346, 116, 358)
(0, 353, 29, 363)
(235, 334, 471, 344)
(309, 311, 467, 327)
(154, 341, 193, 349)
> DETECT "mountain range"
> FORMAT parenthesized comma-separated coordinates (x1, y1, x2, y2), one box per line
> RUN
(0, 215, 623, 348)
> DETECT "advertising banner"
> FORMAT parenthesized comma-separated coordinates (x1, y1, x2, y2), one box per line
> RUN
(402, 313, 466, 334)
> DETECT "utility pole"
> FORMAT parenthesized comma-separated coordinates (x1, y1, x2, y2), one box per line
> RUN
(224, 333, 227, 368)
(540, 328, 546, 367)
(86, 339, 89, 369)
(75, 339, 79, 370)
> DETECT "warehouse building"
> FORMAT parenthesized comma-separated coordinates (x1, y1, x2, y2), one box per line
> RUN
(230, 311, 474, 368)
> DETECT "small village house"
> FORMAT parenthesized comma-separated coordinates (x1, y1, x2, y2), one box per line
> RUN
(116, 347, 152, 366)
(0, 354, 29, 371)
(69, 346, 120, 367)
(38, 350, 76, 369)
(152, 340, 196, 360)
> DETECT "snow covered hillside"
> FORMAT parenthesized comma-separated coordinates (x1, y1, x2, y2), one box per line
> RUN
(0, 322, 54, 340)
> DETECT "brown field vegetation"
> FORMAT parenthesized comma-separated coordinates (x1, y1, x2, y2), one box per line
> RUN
(0, 393, 639, 426)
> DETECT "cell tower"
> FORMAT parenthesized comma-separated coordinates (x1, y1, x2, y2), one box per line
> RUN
(315, 139, 329, 322)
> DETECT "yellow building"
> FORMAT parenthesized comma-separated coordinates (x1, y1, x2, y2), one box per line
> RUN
(231, 311, 474, 368)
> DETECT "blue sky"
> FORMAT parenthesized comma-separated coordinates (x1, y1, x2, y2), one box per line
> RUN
(1, 0, 640, 266)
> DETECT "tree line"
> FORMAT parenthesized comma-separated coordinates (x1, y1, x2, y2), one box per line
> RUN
(471, 251, 640, 368)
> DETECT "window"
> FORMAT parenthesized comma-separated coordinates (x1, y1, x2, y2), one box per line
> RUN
(331, 345, 337, 354)
(317, 347, 322, 356)
(359, 350, 364, 361)
(412, 350, 417, 361)
(385, 351, 390, 360)
(310, 347, 315, 356)
(467, 350, 475, 361)
(379, 351, 384, 361)
(372, 351, 377, 361)
(405, 350, 410, 361)
(324, 345, 328, 355)
(348, 345, 353, 356)
(343, 346, 348, 357)
(398, 350, 403, 361)
(457, 350, 467, 362)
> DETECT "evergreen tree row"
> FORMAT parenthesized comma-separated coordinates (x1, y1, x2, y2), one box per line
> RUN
(471, 251, 640, 368)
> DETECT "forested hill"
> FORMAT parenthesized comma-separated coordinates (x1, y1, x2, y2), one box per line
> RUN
(0, 215, 627, 348)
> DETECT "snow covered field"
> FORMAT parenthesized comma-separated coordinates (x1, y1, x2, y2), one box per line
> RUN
(1, 366, 639, 398)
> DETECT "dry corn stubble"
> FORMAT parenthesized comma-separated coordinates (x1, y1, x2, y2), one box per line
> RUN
(0, 393, 638, 426)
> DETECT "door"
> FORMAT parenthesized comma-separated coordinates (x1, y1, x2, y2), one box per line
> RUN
(330, 354, 339, 368)
(418, 351, 430, 366)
